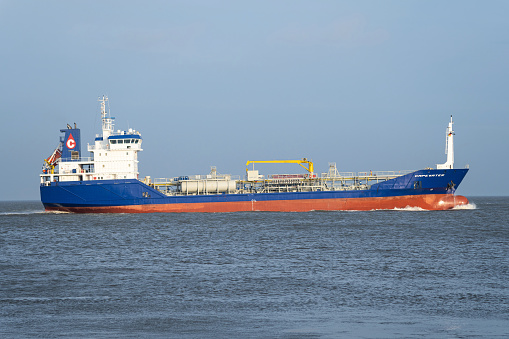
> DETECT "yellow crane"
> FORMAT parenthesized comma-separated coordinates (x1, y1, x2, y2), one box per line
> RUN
(245, 158, 314, 174)
(43, 144, 62, 174)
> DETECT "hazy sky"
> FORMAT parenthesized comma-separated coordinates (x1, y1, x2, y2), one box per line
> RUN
(1, 0, 508, 200)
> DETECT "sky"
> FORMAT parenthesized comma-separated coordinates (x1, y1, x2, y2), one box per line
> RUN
(1, 0, 508, 200)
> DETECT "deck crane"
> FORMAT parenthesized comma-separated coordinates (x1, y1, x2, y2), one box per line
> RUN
(43, 143, 62, 174)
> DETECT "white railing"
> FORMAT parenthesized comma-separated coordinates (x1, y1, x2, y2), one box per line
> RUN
(368, 170, 415, 176)
(320, 170, 416, 179)
(47, 169, 94, 175)
(59, 157, 94, 162)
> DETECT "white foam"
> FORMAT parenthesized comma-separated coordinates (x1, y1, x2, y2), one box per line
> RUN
(44, 210, 71, 214)
(365, 206, 428, 212)
(452, 202, 477, 210)
(0, 210, 46, 216)
(391, 206, 427, 211)
(0, 210, 72, 216)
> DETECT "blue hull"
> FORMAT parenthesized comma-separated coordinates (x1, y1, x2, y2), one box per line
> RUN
(40, 169, 469, 212)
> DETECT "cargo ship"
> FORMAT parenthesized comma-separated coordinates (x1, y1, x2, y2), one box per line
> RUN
(40, 96, 469, 213)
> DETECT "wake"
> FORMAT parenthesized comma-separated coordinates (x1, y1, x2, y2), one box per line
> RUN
(452, 202, 477, 210)
(0, 210, 69, 216)
(0, 210, 46, 216)
(390, 206, 427, 212)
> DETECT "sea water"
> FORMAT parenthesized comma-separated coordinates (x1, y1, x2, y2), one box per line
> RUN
(1, 197, 507, 338)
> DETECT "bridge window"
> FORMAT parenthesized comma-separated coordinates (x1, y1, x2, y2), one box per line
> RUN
(111, 140, 117, 144)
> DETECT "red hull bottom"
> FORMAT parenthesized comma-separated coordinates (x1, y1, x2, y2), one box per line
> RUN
(45, 194, 469, 213)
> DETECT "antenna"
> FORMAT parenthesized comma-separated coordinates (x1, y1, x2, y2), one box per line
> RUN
(98, 95, 108, 120)
(98, 95, 114, 137)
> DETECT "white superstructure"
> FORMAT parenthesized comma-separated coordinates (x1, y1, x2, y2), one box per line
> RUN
(40, 96, 143, 184)
(437, 116, 454, 170)
(87, 96, 142, 180)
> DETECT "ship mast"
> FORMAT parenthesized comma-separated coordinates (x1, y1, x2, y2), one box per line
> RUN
(98, 95, 114, 139)
(437, 115, 454, 169)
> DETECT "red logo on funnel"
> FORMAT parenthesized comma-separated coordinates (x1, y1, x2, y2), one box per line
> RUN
(66, 133, 76, 149)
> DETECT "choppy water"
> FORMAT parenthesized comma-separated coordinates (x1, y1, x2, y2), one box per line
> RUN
(1, 197, 508, 338)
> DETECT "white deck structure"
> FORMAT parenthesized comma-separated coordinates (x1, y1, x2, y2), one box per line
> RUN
(41, 96, 143, 184)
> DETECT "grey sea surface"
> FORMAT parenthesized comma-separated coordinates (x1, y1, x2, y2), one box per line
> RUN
(1, 197, 508, 338)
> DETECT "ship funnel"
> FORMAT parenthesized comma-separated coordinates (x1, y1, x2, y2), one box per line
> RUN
(437, 116, 454, 169)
